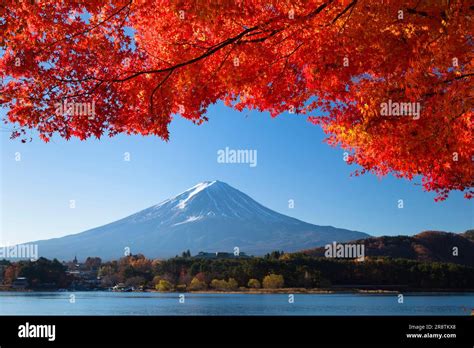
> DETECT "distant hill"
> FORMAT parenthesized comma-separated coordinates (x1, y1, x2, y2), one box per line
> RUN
(300, 230, 474, 266)
(461, 229, 474, 242)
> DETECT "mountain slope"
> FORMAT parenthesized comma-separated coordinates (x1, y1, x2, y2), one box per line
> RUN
(461, 229, 474, 242)
(300, 230, 474, 266)
(23, 181, 370, 260)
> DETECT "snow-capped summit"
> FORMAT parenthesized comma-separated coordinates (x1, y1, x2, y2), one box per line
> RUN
(27, 181, 370, 260)
(133, 180, 288, 226)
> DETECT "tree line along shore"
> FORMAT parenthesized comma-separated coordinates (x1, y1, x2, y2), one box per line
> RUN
(1, 251, 473, 292)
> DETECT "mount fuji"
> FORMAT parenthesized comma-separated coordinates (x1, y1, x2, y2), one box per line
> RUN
(25, 181, 370, 260)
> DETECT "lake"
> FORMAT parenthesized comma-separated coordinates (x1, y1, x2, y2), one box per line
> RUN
(0, 292, 473, 315)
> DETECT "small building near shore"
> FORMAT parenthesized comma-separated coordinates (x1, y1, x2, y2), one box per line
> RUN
(193, 251, 250, 259)
(11, 277, 28, 289)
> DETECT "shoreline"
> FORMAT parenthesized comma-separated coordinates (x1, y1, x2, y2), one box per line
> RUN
(2, 288, 474, 294)
(158, 288, 474, 295)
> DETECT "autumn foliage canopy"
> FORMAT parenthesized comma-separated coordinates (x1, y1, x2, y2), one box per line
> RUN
(0, 0, 473, 200)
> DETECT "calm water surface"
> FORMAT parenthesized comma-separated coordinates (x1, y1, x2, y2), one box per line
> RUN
(0, 292, 472, 315)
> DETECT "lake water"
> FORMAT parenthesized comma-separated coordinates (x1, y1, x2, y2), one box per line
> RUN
(0, 292, 473, 316)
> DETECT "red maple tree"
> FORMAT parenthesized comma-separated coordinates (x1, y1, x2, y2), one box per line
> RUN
(1, 0, 472, 200)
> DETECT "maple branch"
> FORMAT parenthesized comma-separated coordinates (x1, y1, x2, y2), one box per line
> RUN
(208, 43, 239, 81)
(441, 73, 474, 84)
(50, 0, 351, 92)
(97, 1, 339, 84)
(306, 1, 334, 19)
(336, 8, 356, 35)
(149, 70, 173, 117)
(43, 0, 373, 109)
(406, 8, 429, 17)
(271, 41, 305, 89)
(270, 42, 305, 74)
(103, 25, 261, 83)
(239, 28, 283, 43)
(331, 0, 358, 24)
(43, 0, 133, 50)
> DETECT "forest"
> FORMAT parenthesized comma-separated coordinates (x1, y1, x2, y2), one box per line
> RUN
(1, 251, 473, 291)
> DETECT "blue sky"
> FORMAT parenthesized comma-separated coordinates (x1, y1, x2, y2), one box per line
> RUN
(0, 102, 472, 245)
